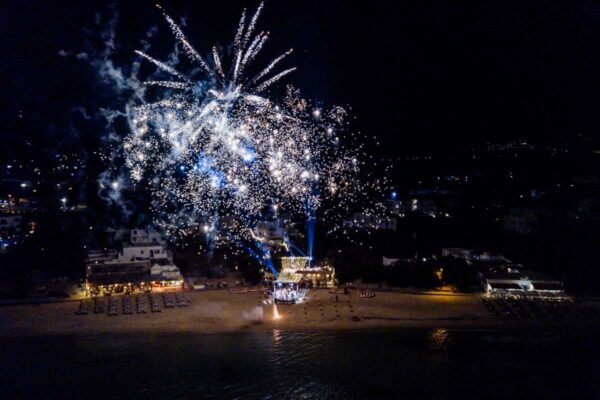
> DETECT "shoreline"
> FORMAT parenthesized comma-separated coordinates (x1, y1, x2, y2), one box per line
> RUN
(2, 290, 599, 338)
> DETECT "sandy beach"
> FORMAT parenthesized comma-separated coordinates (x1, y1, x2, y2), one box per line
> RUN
(1, 290, 599, 337)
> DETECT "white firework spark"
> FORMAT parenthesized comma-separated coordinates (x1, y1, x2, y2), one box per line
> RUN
(118, 2, 384, 246)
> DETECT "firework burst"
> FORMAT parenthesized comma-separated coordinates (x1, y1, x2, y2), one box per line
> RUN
(118, 2, 384, 247)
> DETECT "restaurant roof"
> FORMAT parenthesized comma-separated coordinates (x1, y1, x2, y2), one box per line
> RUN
(489, 282, 522, 290)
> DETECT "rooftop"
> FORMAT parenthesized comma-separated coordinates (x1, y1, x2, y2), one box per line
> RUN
(489, 282, 522, 290)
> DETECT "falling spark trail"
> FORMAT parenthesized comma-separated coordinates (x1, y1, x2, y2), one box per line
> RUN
(234, 9, 246, 49)
(134, 50, 190, 82)
(243, 2, 264, 49)
(253, 49, 293, 83)
(256, 68, 297, 92)
(157, 5, 213, 75)
(212, 47, 225, 79)
(144, 80, 190, 90)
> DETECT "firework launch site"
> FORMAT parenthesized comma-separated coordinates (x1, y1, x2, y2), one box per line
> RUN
(5, 285, 600, 339)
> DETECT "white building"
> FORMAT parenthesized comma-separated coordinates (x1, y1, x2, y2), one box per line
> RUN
(473, 252, 510, 264)
(150, 260, 182, 280)
(130, 228, 164, 245)
(252, 220, 286, 246)
(109, 229, 169, 262)
(479, 264, 564, 297)
(86, 228, 182, 295)
(382, 256, 400, 266)
(442, 248, 473, 261)
(119, 242, 166, 261)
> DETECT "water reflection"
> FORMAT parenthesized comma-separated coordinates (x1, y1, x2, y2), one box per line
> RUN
(272, 329, 282, 346)
(2, 330, 599, 399)
(430, 328, 449, 350)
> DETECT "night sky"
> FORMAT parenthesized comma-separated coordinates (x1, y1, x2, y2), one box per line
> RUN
(1, 0, 599, 159)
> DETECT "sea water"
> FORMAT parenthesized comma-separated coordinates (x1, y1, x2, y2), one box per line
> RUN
(1, 329, 599, 399)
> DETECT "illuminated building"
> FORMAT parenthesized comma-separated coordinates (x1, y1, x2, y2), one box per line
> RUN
(272, 256, 336, 304)
(479, 264, 565, 298)
(85, 228, 183, 296)
(252, 220, 287, 247)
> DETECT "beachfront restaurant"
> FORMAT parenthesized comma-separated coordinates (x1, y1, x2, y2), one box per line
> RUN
(279, 256, 336, 288)
(85, 261, 183, 296)
(479, 264, 565, 298)
(273, 270, 303, 304)
(271, 257, 336, 303)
